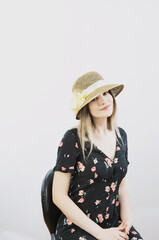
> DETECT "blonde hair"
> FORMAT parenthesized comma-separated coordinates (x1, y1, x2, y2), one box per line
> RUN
(72, 90, 124, 164)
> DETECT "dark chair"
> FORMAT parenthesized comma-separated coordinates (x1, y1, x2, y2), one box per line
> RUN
(41, 169, 62, 240)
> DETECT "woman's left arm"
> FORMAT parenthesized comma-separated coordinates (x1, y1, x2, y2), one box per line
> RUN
(118, 176, 133, 234)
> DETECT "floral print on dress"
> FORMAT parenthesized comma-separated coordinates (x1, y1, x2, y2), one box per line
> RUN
(77, 161, 85, 172)
(53, 127, 143, 240)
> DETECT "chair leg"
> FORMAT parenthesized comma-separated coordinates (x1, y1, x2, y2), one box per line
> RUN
(51, 233, 56, 240)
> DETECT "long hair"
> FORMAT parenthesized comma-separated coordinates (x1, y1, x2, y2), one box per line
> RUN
(72, 90, 124, 163)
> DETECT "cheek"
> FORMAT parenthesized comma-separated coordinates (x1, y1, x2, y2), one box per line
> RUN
(109, 94, 114, 103)
(88, 102, 96, 113)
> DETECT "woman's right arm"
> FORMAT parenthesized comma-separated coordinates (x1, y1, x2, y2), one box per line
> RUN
(52, 170, 102, 239)
(52, 171, 129, 240)
(52, 129, 128, 240)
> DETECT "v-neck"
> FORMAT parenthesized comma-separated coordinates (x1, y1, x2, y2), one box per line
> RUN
(92, 137, 118, 162)
(72, 127, 119, 162)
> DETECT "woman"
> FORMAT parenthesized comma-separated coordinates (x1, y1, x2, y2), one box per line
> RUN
(52, 71, 143, 240)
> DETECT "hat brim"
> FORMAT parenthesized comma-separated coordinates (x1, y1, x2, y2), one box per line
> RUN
(76, 84, 124, 120)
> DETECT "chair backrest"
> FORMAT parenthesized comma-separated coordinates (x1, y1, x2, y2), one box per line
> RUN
(41, 169, 62, 235)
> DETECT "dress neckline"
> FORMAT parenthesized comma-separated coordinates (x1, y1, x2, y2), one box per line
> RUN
(81, 129, 119, 162)
(92, 136, 118, 162)
(72, 127, 119, 162)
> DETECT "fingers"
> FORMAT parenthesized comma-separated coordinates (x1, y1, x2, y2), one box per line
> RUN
(122, 223, 129, 235)
(125, 227, 129, 235)
(118, 234, 127, 240)
(118, 222, 128, 231)
(118, 222, 126, 227)
(118, 224, 125, 227)
(119, 231, 129, 240)
(118, 225, 126, 230)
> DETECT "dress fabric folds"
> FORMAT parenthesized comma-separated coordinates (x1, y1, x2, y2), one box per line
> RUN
(53, 127, 143, 240)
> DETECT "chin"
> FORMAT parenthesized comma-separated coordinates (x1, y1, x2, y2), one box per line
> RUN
(100, 114, 111, 118)
(92, 113, 111, 118)
(99, 109, 113, 117)
(91, 108, 113, 118)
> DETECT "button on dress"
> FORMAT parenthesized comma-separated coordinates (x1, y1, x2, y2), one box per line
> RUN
(53, 127, 143, 240)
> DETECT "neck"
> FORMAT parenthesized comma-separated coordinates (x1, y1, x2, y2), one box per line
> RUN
(92, 117, 109, 135)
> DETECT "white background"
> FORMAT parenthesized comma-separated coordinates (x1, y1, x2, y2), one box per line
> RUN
(0, 0, 158, 239)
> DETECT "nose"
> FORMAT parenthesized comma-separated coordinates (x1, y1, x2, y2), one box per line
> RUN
(98, 94, 106, 105)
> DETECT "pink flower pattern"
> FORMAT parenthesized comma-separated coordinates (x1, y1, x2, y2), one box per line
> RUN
(97, 213, 104, 223)
(53, 128, 143, 240)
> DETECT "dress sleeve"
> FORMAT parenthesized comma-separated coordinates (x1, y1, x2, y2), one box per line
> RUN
(124, 130, 129, 165)
(53, 129, 79, 174)
(119, 127, 129, 165)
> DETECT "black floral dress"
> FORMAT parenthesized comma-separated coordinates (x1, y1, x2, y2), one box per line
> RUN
(53, 127, 143, 240)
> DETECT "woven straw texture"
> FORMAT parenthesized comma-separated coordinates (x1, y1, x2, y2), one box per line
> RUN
(72, 71, 124, 120)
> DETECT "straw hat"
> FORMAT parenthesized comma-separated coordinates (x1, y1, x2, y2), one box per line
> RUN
(71, 71, 124, 120)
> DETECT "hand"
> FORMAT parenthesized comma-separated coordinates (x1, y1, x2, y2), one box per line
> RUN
(118, 219, 133, 235)
(96, 225, 129, 240)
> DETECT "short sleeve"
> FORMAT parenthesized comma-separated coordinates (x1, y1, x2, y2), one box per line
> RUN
(53, 129, 79, 174)
(124, 130, 129, 165)
(119, 127, 129, 165)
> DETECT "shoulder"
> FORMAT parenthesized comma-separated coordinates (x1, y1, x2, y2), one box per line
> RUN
(118, 126, 128, 139)
(57, 128, 79, 153)
(61, 127, 78, 143)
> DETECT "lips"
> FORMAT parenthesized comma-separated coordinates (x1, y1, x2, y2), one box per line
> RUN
(101, 105, 110, 110)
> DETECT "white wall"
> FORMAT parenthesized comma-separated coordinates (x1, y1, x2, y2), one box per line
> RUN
(0, 0, 158, 239)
